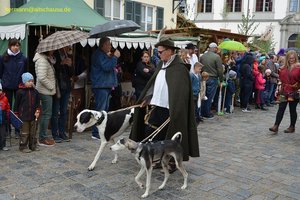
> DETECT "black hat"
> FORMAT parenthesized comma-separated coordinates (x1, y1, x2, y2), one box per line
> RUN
(185, 43, 195, 49)
(155, 38, 180, 49)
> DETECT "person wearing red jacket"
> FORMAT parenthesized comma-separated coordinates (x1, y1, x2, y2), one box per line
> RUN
(269, 50, 300, 134)
(0, 83, 10, 151)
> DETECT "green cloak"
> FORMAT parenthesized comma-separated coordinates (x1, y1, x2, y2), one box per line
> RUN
(129, 55, 200, 161)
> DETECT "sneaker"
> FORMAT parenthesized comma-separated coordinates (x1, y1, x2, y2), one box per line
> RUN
(2, 147, 9, 151)
(39, 139, 55, 146)
(91, 136, 100, 141)
(59, 133, 70, 142)
(242, 108, 252, 113)
(53, 136, 62, 143)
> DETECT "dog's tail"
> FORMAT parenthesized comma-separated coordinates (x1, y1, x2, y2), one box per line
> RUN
(171, 132, 182, 143)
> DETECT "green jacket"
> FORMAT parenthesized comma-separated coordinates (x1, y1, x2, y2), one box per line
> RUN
(129, 55, 200, 161)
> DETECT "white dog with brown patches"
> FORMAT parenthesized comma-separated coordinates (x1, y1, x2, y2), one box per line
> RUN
(110, 132, 188, 198)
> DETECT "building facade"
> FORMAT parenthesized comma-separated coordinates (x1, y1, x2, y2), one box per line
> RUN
(0, 0, 177, 31)
(186, 0, 300, 52)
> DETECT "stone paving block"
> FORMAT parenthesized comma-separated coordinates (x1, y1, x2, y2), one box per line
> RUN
(0, 193, 13, 200)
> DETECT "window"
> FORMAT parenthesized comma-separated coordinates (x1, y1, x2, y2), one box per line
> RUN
(10, 0, 28, 8)
(290, 0, 299, 12)
(226, 0, 242, 12)
(256, 0, 273, 12)
(156, 7, 164, 30)
(197, 0, 212, 13)
(141, 6, 153, 31)
(95, 0, 121, 20)
(124, 0, 141, 25)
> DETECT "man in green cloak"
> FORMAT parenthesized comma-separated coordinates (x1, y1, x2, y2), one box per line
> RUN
(129, 38, 200, 164)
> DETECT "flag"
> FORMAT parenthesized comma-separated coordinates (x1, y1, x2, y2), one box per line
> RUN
(9, 110, 23, 130)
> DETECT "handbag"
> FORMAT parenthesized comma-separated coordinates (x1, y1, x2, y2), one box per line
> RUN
(292, 91, 300, 100)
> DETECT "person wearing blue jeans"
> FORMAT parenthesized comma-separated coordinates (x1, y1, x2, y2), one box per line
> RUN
(51, 47, 73, 143)
(90, 37, 120, 139)
(39, 94, 53, 141)
(199, 42, 223, 119)
(51, 89, 71, 142)
(201, 77, 218, 118)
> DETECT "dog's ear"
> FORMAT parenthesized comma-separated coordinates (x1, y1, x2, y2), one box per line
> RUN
(80, 112, 93, 124)
(119, 138, 126, 145)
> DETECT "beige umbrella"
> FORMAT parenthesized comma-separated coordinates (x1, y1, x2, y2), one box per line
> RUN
(36, 30, 89, 53)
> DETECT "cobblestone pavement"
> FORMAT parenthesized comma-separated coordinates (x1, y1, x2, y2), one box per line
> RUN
(0, 105, 300, 200)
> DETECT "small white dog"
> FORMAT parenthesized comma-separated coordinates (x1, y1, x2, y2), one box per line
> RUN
(110, 132, 188, 198)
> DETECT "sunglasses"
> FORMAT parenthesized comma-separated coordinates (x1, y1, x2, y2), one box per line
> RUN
(158, 49, 167, 54)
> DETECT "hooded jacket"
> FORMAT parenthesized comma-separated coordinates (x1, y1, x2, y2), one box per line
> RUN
(0, 93, 10, 124)
(33, 53, 56, 95)
(0, 51, 27, 89)
(130, 55, 200, 161)
(240, 54, 254, 84)
(14, 84, 40, 121)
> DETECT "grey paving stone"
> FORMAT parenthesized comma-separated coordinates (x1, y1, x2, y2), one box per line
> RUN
(0, 106, 300, 199)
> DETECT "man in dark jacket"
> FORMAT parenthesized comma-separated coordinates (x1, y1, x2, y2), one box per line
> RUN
(130, 38, 200, 166)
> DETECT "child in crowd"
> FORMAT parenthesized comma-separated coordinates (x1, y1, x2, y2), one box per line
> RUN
(224, 70, 237, 114)
(14, 72, 40, 153)
(0, 83, 10, 151)
(199, 71, 209, 121)
(190, 62, 202, 124)
(254, 65, 267, 110)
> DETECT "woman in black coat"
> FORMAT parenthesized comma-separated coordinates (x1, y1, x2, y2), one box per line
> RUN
(240, 54, 254, 112)
(132, 51, 155, 99)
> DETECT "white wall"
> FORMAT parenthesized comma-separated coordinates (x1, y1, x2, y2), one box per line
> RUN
(0, 0, 11, 16)
(84, 0, 177, 29)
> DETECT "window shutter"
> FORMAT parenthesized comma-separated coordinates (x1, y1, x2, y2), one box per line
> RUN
(134, 2, 142, 25)
(156, 7, 164, 30)
(94, 0, 105, 16)
(124, 0, 133, 20)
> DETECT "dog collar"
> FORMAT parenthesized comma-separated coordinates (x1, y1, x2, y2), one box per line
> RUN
(96, 111, 105, 125)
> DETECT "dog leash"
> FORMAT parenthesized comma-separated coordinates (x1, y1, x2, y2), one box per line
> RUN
(107, 104, 142, 114)
(141, 117, 170, 143)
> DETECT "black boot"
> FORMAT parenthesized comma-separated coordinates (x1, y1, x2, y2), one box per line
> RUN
(19, 133, 31, 153)
(260, 105, 268, 111)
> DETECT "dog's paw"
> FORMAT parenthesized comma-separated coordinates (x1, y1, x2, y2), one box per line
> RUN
(181, 185, 187, 190)
(87, 165, 95, 171)
(111, 159, 117, 164)
(141, 193, 148, 198)
(158, 184, 165, 190)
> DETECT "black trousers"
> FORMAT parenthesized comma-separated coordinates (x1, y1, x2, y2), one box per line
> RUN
(0, 124, 7, 148)
(144, 106, 169, 141)
(275, 100, 298, 127)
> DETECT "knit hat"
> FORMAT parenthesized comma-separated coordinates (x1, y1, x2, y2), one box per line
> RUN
(22, 72, 34, 84)
(0, 83, 2, 90)
(265, 69, 271, 74)
(229, 70, 237, 79)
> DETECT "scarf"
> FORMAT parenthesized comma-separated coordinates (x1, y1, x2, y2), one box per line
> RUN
(7, 49, 20, 56)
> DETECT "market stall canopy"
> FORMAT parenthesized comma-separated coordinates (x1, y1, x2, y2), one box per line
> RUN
(0, 0, 107, 31)
(81, 30, 199, 49)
